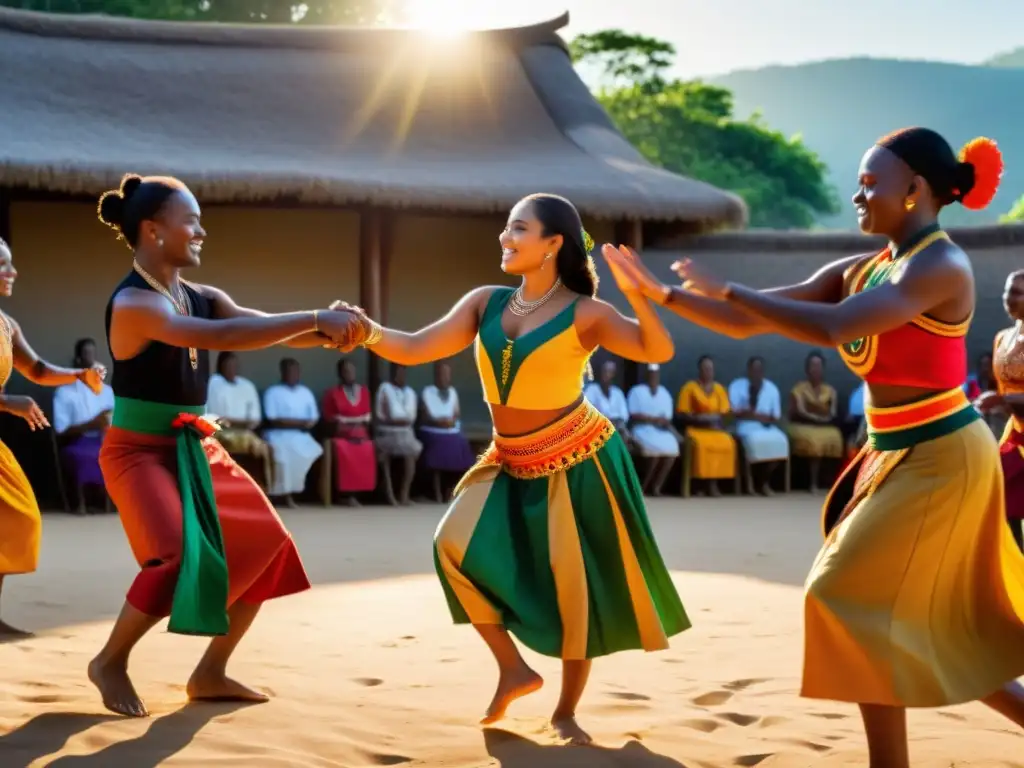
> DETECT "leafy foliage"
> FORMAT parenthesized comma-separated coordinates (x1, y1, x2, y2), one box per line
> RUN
(572, 31, 839, 229)
(1000, 195, 1024, 223)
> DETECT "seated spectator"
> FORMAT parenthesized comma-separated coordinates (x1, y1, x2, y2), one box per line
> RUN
(787, 351, 844, 493)
(728, 356, 789, 496)
(417, 360, 474, 502)
(52, 338, 114, 514)
(206, 351, 272, 489)
(584, 359, 630, 438)
(675, 354, 736, 497)
(375, 363, 422, 506)
(322, 357, 377, 506)
(262, 358, 323, 508)
(626, 363, 680, 496)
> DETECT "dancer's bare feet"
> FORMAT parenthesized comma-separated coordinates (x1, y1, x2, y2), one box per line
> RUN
(88, 655, 148, 717)
(186, 669, 270, 703)
(551, 713, 593, 746)
(0, 619, 33, 637)
(480, 666, 543, 724)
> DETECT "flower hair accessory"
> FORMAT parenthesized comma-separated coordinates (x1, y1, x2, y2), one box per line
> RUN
(581, 228, 595, 254)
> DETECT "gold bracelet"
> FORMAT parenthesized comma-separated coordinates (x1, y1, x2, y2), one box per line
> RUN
(361, 318, 384, 347)
(312, 309, 320, 333)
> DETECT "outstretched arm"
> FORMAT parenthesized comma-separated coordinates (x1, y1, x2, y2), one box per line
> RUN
(108, 289, 355, 357)
(6, 315, 92, 388)
(604, 245, 864, 341)
(337, 286, 495, 366)
(198, 284, 335, 349)
(721, 248, 968, 346)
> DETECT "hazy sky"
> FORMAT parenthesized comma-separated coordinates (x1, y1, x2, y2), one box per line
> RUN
(418, 0, 1024, 77)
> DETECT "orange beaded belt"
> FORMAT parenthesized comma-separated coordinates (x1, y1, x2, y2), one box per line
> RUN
(474, 400, 614, 481)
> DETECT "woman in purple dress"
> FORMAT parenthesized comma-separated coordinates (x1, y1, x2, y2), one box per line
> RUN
(417, 360, 475, 501)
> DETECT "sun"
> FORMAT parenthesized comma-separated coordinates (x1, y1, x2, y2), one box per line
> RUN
(403, 0, 507, 36)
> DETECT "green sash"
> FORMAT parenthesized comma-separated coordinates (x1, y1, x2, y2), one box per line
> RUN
(112, 396, 230, 637)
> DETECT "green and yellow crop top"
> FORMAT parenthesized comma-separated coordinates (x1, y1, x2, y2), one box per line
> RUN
(475, 287, 593, 410)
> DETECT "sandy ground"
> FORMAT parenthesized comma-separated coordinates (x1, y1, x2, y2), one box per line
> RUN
(0, 497, 1021, 767)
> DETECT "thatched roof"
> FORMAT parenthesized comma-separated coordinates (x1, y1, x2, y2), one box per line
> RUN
(0, 7, 746, 228)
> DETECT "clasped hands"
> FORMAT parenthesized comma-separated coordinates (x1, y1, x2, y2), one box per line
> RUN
(315, 301, 374, 352)
(599, 243, 730, 301)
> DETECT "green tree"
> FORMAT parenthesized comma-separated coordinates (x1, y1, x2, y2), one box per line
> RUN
(1001, 195, 1024, 223)
(572, 31, 838, 229)
(0, 0, 404, 24)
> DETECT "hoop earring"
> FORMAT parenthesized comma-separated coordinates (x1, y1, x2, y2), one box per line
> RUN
(904, 199, 916, 212)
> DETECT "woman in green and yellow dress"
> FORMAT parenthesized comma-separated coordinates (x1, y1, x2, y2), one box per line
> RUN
(675, 355, 736, 496)
(334, 193, 688, 745)
(787, 351, 844, 493)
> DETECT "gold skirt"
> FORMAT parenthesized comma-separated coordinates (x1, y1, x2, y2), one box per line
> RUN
(0, 440, 42, 575)
(803, 389, 1024, 706)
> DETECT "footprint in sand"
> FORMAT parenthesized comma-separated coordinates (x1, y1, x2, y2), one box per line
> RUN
(681, 718, 723, 734)
(724, 678, 770, 692)
(608, 692, 651, 702)
(717, 712, 760, 727)
(354, 678, 384, 687)
(757, 715, 789, 728)
(18, 693, 68, 704)
(937, 711, 967, 721)
(734, 754, 773, 767)
(691, 690, 734, 707)
(369, 753, 411, 765)
(781, 739, 831, 753)
(660, 657, 685, 664)
(809, 711, 848, 720)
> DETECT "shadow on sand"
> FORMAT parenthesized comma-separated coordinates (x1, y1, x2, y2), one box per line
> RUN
(0, 701, 258, 768)
(484, 728, 690, 767)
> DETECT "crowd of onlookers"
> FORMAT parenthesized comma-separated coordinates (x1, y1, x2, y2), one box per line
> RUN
(42, 338, 1005, 513)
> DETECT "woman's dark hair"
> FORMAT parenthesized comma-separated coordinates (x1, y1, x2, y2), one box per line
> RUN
(805, 350, 825, 373)
(97, 173, 187, 249)
(279, 357, 299, 376)
(747, 355, 764, 368)
(523, 193, 598, 297)
(697, 354, 713, 368)
(337, 357, 354, 377)
(216, 351, 237, 375)
(72, 337, 95, 368)
(876, 128, 1002, 210)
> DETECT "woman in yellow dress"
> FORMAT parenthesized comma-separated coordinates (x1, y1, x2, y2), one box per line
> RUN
(0, 237, 106, 635)
(675, 354, 736, 496)
(787, 351, 844, 493)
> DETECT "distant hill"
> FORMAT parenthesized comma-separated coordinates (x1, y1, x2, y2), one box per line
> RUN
(986, 48, 1024, 67)
(709, 57, 1024, 229)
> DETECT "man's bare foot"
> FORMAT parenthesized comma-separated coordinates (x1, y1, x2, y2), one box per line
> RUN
(551, 714, 593, 746)
(88, 656, 148, 717)
(480, 667, 543, 724)
(186, 670, 270, 703)
(0, 619, 33, 637)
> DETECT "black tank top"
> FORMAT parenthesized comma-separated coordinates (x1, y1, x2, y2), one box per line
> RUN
(104, 270, 213, 406)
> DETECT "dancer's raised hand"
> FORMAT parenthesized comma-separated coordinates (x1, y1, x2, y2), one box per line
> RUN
(671, 258, 729, 300)
(602, 244, 672, 303)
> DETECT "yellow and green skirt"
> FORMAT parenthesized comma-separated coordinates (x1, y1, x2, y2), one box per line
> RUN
(434, 400, 690, 660)
(803, 388, 1024, 706)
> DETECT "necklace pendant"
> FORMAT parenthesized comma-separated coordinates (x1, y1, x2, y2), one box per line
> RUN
(189, 347, 198, 370)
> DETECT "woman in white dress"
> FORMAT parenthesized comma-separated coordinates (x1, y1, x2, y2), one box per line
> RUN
(262, 358, 323, 507)
(727, 355, 789, 495)
(626, 363, 680, 495)
(583, 359, 630, 438)
(375, 363, 422, 506)
(418, 360, 475, 501)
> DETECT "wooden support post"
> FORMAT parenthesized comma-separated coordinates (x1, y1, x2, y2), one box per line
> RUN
(614, 219, 643, 389)
(359, 210, 383, 394)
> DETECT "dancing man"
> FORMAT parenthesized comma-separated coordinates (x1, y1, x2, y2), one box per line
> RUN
(334, 193, 689, 745)
(605, 129, 1024, 767)
(89, 174, 358, 717)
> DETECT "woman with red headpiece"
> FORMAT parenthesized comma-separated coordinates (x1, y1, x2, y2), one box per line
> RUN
(605, 128, 1024, 767)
